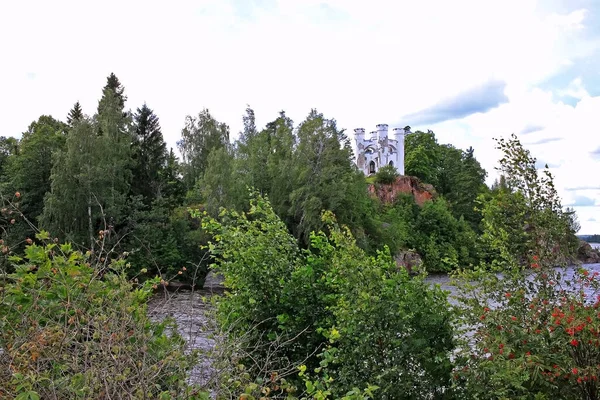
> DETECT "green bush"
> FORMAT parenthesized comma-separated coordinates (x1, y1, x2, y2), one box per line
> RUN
(452, 134, 584, 399)
(0, 231, 205, 399)
(200, 193, 456, 399)
(374, 164, 399, 184)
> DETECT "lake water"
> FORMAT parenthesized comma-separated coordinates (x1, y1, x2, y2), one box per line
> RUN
(148, 259, 600, 386)
(591, 242, 600, 250)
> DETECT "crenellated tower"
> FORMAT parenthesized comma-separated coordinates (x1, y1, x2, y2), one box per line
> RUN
(353, 123, 410, 176)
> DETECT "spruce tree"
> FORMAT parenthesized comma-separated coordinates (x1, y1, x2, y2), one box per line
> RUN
(66, 101, 83, 126)
(131, 103, 167, 204)
(97, 73, 127, 119)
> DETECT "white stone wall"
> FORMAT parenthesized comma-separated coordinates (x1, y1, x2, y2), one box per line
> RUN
(353, 124, 408, 176)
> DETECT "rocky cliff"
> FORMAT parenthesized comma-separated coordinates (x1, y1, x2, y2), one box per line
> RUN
(578, 240, 600, 264)
(368, 175, 436, 206)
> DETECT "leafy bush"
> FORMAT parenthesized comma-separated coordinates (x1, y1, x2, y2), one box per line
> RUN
(200, 193, 456, 399)
(374, 164, 399, 184)
(380, 195, 480, 272)
(452, 134, 584, 399)
(0, 231, 205, 399)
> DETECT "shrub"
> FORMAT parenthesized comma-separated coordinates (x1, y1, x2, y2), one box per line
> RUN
(200, 193, 456, 399)
(0, 231, 205, 399)
(374, 164, 399, 184)
(452, 134, 584, 399)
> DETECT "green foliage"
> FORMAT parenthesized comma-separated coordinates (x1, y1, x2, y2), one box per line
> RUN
(201, 192, 456, 399)
(66, 101, 83, 126)
(42, 74, 133, 249)
(378, 194, 480, 272)
(0, 232, 204, 399)
(2, 116, 67, 247)
(178, 109, 230, 189)
(404, 130, 441, 187)
(452, 134, 584, 398)
(373, 164, 398, 184)
(289, 110, 368, 246)
(131, 103, 168, 205)
(405, 131, 487, 229)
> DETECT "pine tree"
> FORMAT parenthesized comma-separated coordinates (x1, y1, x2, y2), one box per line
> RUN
(97, 73, 127, 119)
(67, 101, 83, 126)
(159, 148, 185, 207)
(131, 103, 167, 204)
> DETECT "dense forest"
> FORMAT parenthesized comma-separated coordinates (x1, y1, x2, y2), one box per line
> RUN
(0, 73, 573, 280)
(0, 74, 592, 399)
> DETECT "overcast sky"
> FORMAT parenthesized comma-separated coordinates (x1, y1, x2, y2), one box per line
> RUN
(1, 0, 599, 233)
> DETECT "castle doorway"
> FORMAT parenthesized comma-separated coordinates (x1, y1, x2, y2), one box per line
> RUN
(369, 161, 376, 174)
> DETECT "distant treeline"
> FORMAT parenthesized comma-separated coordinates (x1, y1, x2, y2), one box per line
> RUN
(580, 234, 600, 243)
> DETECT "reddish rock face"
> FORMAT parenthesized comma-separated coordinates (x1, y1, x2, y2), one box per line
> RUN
(368, 175, 435, 206)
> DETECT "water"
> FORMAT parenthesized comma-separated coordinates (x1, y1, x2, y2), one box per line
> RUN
(591, 242, 600, 250)
(147, 289, 218, 387)
(426, 263, 600, 301)
(148, 262, 600, 385)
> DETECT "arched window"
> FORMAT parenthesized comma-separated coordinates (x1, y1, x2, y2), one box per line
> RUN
(389, 161, 394, 167)
(369, 161, 376, 174)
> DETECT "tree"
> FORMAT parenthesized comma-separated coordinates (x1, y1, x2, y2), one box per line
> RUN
(5, 116, 67, 227)
(404, 130, 441, 187)
(0, 137, 19, 179)
(66, 101, 83, 126)
(41, 118, 101, 247)
(194, 146, 243, 216)
(374, 164, 399, 184)
(42, 86, 133, 249)
(131, 103, 167, 205)
(177, 109, 229, 189)
(201, 193, 456, 399)
(94, 86, 133, 225)
(453, 134, 584, 398)
(159, 148, 185, 208)
(98, 73, 126, 114)
(437, 145, 487, 229)
(289, 109, 367, 245)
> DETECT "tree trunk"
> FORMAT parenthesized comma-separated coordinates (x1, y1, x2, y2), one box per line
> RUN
(88, 196, 94, 253)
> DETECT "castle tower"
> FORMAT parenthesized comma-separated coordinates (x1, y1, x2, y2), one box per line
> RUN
(392, 128, 405, 176)
(376, 124, 388, 140)
(353, 123, 408, 176)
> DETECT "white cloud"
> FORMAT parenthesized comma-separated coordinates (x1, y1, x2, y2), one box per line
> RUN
(559, 77, 590, 99)
(1, 0, 599, 232)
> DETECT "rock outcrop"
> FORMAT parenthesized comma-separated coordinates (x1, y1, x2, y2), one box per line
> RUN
(368, 175, 435, 206)
(203, 270, 225, 292)
(394, 250, 423, 274)
(578, 240, 600, 264)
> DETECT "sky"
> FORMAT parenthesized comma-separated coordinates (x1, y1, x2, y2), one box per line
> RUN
(1, 0, 599, 233)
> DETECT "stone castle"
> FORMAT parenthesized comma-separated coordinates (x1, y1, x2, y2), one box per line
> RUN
(353, 124, 411, 176)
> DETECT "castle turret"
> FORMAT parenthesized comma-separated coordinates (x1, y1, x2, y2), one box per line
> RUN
(353, 123, 407, 176)
(354, 128, 365, 143)
(376, 124, 388, 140)
(353, 128, 365, 166)
(393, 127, 405, 176)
